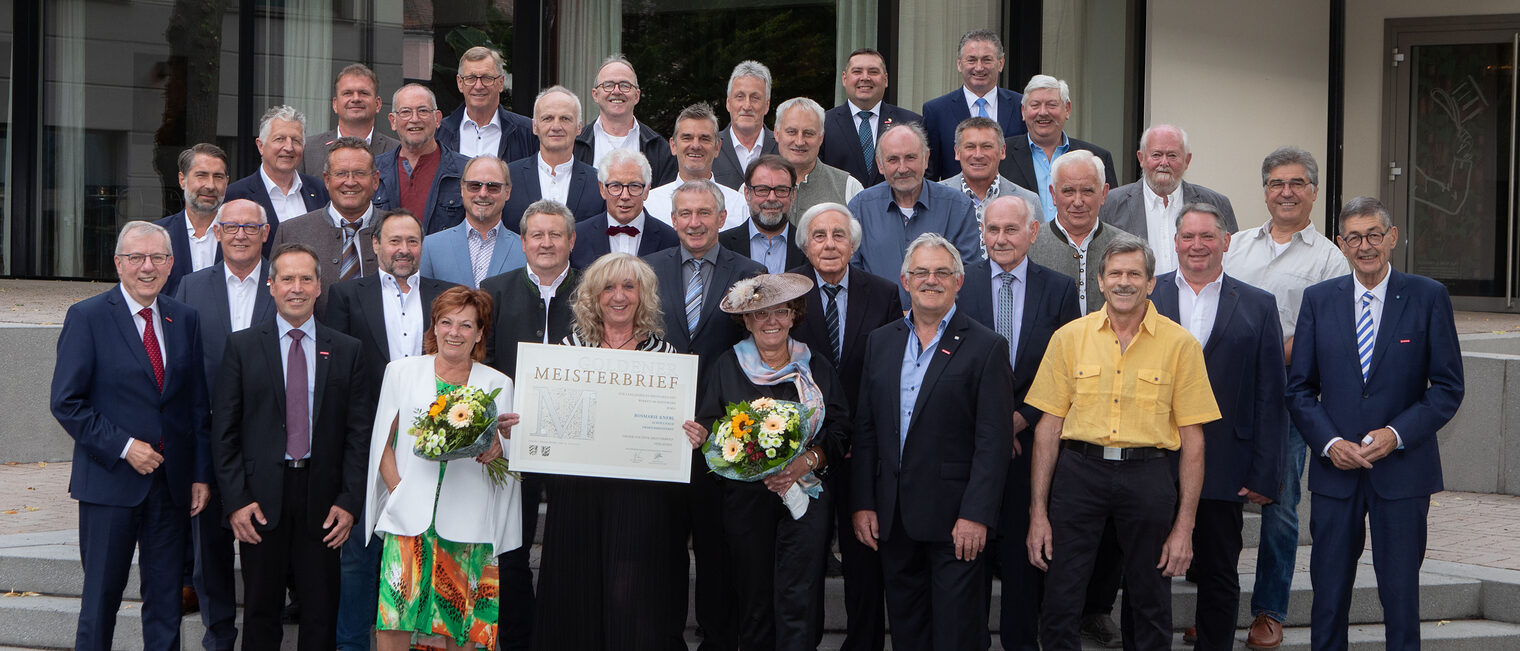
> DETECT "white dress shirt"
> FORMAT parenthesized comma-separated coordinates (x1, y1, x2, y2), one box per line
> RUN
(225, 261, 262, 332)
(962, 86, 998, 119)
(260, 167, 308, 223)
(459, 110, 502, 158)
(730, 129, 765, 174)
(644, 176, 750, 229)
(1222, 222, 1351, 343)
(186, 219, 217, 272)
(379, 270, 424, 361)
(1143, 182, 1184, 275)
(119, 285, 167, 459)
(848, 100, 883, 143)
(607, 212, 647, 256)
(527, 264, 572, 343)
(592, 118, 638, 167)
(537, 154, 575, 205)
(276, 314, 317, 459)
(1174, 269, 1223, 346)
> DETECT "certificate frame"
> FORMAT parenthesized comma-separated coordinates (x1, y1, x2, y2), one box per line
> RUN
(509, 343, 698, 483)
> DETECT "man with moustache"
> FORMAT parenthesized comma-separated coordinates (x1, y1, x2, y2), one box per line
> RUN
(713, 61, 780, 190)
(1028, 150, 1141, 315)
(574, 55, 677, 185)
(501, 86, 605, 230)
(270, 138, 381, 311)
(820, 48, 922, 187)
(418, 156, 528, 288)
(437, 46, 537, 162)
(568, 148, 680, 269)
(302, 64, 399, 175)
(955, 195, 1079, 650)
(1100, 125, 1237, 275)
(373, 83, 470, 235)
(776, 97, 864, 220)
(157, 144, 231, 297)
(646, 103, 749, 228)
(940, 117, 1044, 230)
(1000, 75, 1117, 224)
(719, 155, 806, 274)
(226, 106, 330, 247)
(1025, 240, 1219, 651)
(922, 30, 1027, 181)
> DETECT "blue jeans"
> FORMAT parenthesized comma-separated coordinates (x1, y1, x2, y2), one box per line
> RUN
(1251, 423, 1306, 621)
(335, 532, 383, 651)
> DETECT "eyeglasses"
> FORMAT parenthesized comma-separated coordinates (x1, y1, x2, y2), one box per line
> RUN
(459, 74, 503, 87)
(1265, 178, 1314, 192)
(464, 180, 506, 194)
(748, 307, 795, 320)
(216, 222, 267, 235)
(391, 107, 436, 120)
(328, 169, 373, 180)
(747, 185, 794, 198)
(595, 81, 638, 93)
(603, 182, 647, 197)
(116, 253, 171, 266)
(905, 268, 957, 280)
(1340, 230, 1388, 248)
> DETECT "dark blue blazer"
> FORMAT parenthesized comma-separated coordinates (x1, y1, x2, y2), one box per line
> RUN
(173, 260, 277, 395)
(1151, 272, 1287, 502)
(568, 211, 679, 269)
(154, 211, 224, 298)
(851, 309, 1014, 540)
(646, 245, 764, 373)
(1285, 269, 1464, 500)
(223, 170, 329, 256)
(50, 287, 212, 508)
(999, 135, 1119, 195)
(957, 259, 1080, 433)
(500, 157, 606, 232)
(787, 263, 903, 409)
(373, 146, 470, 235)
(436, 105, 538, 164)
(819, 103, 924, 188)
(921, 86, 1027, 181)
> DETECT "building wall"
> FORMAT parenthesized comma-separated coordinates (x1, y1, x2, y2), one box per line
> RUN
(894, 0, 999, 113)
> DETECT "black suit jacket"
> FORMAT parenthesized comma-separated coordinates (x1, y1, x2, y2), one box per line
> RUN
(787, 263, 902, 408)
(957, 260, 1081, 433)
(819, 103, 924, 187)
(224, 171, 329, 257)
(436, 105, 538, 164)
(999, 135, 1119, 194)
(211, 320, 373, 531)
(568, 211, 680, 269)
(481, 266, 581, 378)
(154, 211, 224, 297)
(173, 260, 277, 394)
(323, 274, 456, 386)
(646, 246, 764, 375)
(500, 157, 606, 232)
(574, 121, 678, 186)
(1150, 272, 1286, 502)
(852, 309, 1014, 540)
(718, 222, 806, 273)
(713, 126, 778, 190)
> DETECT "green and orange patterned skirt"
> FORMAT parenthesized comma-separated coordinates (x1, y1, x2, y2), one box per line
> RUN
(377, 526, 500, 648)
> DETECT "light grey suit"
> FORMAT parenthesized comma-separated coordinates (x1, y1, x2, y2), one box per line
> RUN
(268, 206, 380, 313)
(939, 173, 1046, 224)
(1027, 221, 1142, 314)
(1098, 180, 1237, 239)
(300, 128, 400, 176)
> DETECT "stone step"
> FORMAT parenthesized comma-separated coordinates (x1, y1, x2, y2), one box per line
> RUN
(0, 594, 299, 651)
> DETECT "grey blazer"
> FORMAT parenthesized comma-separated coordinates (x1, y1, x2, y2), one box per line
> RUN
(939, 173, 1046, 224)
(268, 206, 380, 313)
(300, 128, 400, 175)
(1098, 180, 1237, 239)
(1026, 221, 1142, 314)
(713, 126, 778, 190)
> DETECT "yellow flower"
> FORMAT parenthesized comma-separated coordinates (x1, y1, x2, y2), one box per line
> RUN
(760, 414, 787, 435)
(447, 403, 473, 429)
(428, 396, 447, 418)
(730, 412, 755, 439)
(721, 438, 743, 462)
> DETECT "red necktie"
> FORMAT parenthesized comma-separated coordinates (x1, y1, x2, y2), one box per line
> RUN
(286, 329, 310, 460)
(606, 225, 640, 237)
(139, 307, 164, 392)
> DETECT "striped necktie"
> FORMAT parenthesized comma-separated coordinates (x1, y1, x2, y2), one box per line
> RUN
(822, 284, 842, 365)
(685, 258, 704, 334)
(338, 221, 361, 281)
(857, 111, 875, 175)
(1357, 291, 1375, 382)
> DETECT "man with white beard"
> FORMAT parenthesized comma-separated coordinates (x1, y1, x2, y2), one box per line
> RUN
(718, 154, 806, 274)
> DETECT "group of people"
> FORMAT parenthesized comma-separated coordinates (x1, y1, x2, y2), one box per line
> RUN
(50, 26, 1465, 651)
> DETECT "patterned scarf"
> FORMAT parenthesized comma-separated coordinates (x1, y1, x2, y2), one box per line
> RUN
(734, 337, 826, 498)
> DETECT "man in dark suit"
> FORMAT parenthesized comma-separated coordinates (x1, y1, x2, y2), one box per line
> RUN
(569, 149, 679, 269)
(647, 180, 765, 651)
(173, 198, 276, 651)
(1287, 197, 1463, 651)
(999, 75, 1118, 224)
(719, 155, 806, 274)
(157, 143, 231, 297)
(300, 64, 399, 176)
(437, 46, 536, 162)
(1099, 125, 1236, 276)
(851, 231, 1014, 649)
(922, 30, 1028, 181)
(51, 221, 212, 651)
(820, 48, 923, 187)
(1146, 203, 1285, 650)
(956, 196, 1079, 651)
(573, 55, 678, 186)
(787, 202, 901, 651)
(374, 83, 469, 235)
(270, 137, 382, 311)
(713, 61, 779, 190)
(212, 243, 373, 651)
(500, 86, 605, 230)
(225, 106, 331, 251)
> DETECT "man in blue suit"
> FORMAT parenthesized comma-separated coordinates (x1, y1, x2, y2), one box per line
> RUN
(956, 195, 1079, 651)
(156, 143, 231, 297)
(373, 83, 469, 235)
(51, 220, 212, 651)
(173, 198, 277, 651)
(1287, 197, 1464, 651)
(500, 86, 605, 231)
(921, 29, 1027, 181)
(419, 155, 527, 287)
(569, 149, 679, 269)
(436, 46, 537, 162)
(225, 105, 331, 250)
(1147, 203, 1285, 650)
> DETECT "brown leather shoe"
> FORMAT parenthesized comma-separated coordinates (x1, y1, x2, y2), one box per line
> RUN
(181, 585, 200, 615)
(1246, 614, 1283, 649)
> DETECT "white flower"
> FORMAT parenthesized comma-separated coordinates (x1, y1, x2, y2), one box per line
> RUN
(722, 439, 743, 463)
(751, 397, 777, 411)
(765, 448, 777, 458)
(760, 414, 787, 435)
(447, 403, 474, 429)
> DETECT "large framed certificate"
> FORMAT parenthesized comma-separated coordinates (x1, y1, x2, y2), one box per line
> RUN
(509, 343, 698, 483)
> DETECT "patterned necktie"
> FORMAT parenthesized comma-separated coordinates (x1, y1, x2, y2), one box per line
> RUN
(974, 97, 990, 118)
(685, 258, 704, 334)
(822, 284, 843, 365)
(857, 110, 875, 175)
(286, 329, 310, 460)
(338, 221, 361, 281)
(1357, 291, 1375, 382)
(139, 307, 164, 392)
(470, 228, 495, 288)
(996, 273, 1016, 343)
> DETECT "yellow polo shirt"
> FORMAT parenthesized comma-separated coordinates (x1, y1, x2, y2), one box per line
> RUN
(1025, 300, 1219, 450)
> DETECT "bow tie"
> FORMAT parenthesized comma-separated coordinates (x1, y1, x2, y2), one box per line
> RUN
(607, 225, 640, 237)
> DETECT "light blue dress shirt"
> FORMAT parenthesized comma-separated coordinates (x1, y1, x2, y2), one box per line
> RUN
(748, 222, 792, 275)
(1029, 133, 1071, 223)
(899, 305, 956, 455)
(848, 180, 984, 303)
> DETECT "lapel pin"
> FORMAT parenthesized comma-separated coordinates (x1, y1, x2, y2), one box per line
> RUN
(940, 348, 952, 355)
(319, 351, 330, 358)
(1400, 339, 1411, 344)
(163, 316, 173, 323)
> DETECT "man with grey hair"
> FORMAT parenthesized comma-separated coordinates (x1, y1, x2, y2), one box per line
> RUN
(374, 83, 471, 235)
(1000, 75, 1117, 223)
(501, 86, 605, 230)
(569, 148, 680, 269)
(941, 116, 1044, 237)
(853, 231, 1014, 649)
(301, 63, 400, 175)
(1099, 124, 1237, 275)
(821, 47, 923, 187)
(775, 96, 864, 221)
(1223, 146, 1349, 650)
(922, 29, 1028, 181)
(574, 55, 677, 185)
(713, 60, 779, 189)
(226, 105, 330, 242)
(1028, 149, 1141, 315)
(437, 45, 537, 162)
(645, 102, 749, 229)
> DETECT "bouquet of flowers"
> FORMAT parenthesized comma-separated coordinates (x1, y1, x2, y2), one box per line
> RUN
(410, 386, 516, 487)
(702, 397, 814, 481)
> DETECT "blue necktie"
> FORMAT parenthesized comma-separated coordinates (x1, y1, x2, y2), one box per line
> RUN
(1357, 291, 1375, 382)
(974, 97, 989, 118)
(685, 258, 704, 334)
(857, 110, 875, 174)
